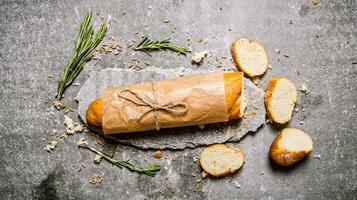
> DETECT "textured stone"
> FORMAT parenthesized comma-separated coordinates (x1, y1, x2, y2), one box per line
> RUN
(0, 0, 356, 199)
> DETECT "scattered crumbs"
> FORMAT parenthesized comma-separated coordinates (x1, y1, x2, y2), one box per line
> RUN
(260, 171, 265, 175)
(198, 124, 205, 129)
(164, 19, 170, 23)
(196, 179, 201, 183)
(170, 155, 177, 161)
(201, 171, 208, 178)
(302, 108, 305, 112)
(268, 64, 273, 69)
(233, 181, 241, 188)
(299, 121, 305, 125)
(77, 138, 88, 148)
(148, 6, 153, 10)
(171, 25, 177, 33)
(192, 51, 208, 65)
(177, 66, 186, 77)
(299, 83, 310, 95)
(64, 115, 83, 135)
(252, 77, 259, 85)
(295, 107, 299, 112)
(94, 154, 102, 164)
(122, 10, 127, 15)
(195, 183, 200, 189)
(313, 155, 321, 159)
(274, 48, 281, 54)
(152, 150, 163, 159)
(191, 173, 196, 177)
(193, 156, 199, 163)
(312, 0, 319, 5)
(53, 100, 65, 110)
(44, 140, 58, 152)
(89, 174, 103, 185)
(289, 19, 293, 24)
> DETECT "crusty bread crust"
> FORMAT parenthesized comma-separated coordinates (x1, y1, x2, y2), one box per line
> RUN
(270, 128, 313, 166)
(230, 38, 269, 77)
(264, 77, 297, 124)
(86, 98, 103, 127)
(200, 144, 244, 177)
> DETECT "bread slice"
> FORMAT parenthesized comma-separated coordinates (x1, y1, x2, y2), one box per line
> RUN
(270, 128, 313, 166)
(231, 38, 269, 77)
(200, 144, 244, 177)
(264, 77, 297, 124)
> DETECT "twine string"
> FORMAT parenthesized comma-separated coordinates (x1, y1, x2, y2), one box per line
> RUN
(117, 81, 188, 131)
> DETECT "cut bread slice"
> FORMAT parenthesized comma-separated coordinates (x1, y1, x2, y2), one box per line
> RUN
(270, 128, 313, 166)
(264, 77, 297, 124)
(200, 144, 244, 177)
(231, 38, 269, 77)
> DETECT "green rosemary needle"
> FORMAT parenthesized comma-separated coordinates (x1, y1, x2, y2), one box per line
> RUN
(133, 36, 190, 56)
(78, 140, 161, 177)
(55, 10, 107, 102)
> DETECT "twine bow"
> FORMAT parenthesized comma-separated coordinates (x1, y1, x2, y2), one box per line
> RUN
(117, 81, 188, 131)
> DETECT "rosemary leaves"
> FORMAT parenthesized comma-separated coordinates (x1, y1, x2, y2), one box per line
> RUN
(78, 139, 161, 177)
(55, 11, 107, 103)
(133, 36, 190, 56)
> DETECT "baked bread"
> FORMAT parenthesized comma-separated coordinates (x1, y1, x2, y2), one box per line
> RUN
(86, 72, 245, 127)
(264, 77, 297, 124)
(270, 128, 313, 166)
(200, 144, 244, 177)
(231, 38, 269, 77)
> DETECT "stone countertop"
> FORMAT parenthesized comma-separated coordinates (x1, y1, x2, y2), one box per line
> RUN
(0, 0, 356, 199)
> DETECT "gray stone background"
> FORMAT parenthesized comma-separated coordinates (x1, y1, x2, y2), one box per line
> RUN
(0, 0, 356, 199)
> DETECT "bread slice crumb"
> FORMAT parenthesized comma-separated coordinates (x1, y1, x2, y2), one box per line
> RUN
(200, 144, 244, 177)
(231, 38, 269, 77)
(264, 77, 297, 124)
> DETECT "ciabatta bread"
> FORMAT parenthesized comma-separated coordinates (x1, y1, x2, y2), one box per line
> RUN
(264, 77, 297, 124)
(200, 144, 244, 177)
(231, 38, 269, 77)
(270, 128, 313, 166)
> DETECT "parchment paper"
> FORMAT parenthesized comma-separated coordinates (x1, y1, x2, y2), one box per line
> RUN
(77, 67, 266, 150)
(102, 72, 228, 134)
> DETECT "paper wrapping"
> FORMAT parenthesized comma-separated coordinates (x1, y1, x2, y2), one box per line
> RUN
(102, 72, 229, 134)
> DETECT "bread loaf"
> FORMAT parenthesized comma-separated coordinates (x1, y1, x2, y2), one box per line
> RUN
(86, 72, 244, 128)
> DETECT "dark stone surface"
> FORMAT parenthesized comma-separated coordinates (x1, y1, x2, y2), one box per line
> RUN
(0, 0, 356, 199)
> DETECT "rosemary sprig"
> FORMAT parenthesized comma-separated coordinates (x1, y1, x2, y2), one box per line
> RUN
(78, 140, 161, 177)
(133, 36, 190, 56)
(55, 10, 107, 102)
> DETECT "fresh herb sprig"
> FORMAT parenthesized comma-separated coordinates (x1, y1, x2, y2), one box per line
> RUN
(56, 11, 107, 102)
(78, 140, 161, 177)
(134, 36, 190, 56)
